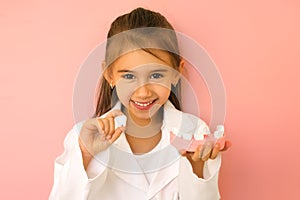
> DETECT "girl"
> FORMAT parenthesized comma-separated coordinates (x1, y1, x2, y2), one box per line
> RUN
(49, 7, 231, 200)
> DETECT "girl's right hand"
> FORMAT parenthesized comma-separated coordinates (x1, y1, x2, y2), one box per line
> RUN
(78, 110, 125, 157)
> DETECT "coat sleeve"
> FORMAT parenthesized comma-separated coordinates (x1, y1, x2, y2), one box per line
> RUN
(179, 155, 221, 200)
(48, 122, 109, 200)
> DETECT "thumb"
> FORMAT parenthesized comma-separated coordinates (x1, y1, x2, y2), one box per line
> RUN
(108, 126, 125, 144)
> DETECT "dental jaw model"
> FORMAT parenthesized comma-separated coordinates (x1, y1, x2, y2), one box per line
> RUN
(116, 112, 225, 159)
(169, 113, 225, 159)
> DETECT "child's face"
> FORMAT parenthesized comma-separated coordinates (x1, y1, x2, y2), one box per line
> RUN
(107, 50, 180, 125)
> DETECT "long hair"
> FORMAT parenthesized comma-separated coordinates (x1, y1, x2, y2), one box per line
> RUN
(93, 7, 182, 117)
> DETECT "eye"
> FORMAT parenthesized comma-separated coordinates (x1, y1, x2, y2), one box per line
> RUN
(122, 73, 135, 79)
(150, 73, 164, 79)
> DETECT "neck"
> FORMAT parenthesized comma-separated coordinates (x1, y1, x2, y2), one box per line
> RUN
(125, 131, 162, 154)
(122, 106, 164, 154)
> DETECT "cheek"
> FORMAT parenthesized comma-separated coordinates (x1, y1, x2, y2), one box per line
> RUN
(115, 79, 139, 106)
(153, 85, 171, 102)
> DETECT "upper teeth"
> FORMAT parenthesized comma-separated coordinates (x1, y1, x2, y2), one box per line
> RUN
(134, 101, 153, 107)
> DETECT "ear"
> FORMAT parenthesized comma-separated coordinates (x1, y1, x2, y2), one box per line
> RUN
(178, 59, 185, 74)
(102, 60, 114, 84)
(172, 59, 185, 86)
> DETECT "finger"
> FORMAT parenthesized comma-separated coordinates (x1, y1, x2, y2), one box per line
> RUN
(95, 119, 107, 141)
(101, 118, 110, 136)
(109, 126, 125, 143)
(191, 145, 202, 161)
(221, 140, 232, 151)
(210, 143, 220, 159)
(96, 118, 105, 133)
(106, 117, 115, 140)
(201, 144, 213, 162)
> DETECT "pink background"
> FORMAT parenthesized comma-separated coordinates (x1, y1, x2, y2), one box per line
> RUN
(1, 0, 299, 199)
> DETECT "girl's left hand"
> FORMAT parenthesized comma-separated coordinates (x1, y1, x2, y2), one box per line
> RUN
(181, 139, 231, 178)
(181, 139, 232, 162)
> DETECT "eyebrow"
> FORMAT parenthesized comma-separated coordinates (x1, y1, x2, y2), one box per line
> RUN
(117, 69, 133, 73)
(117, 69, 169, 73)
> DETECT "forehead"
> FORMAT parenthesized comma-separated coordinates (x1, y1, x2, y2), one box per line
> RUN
(112, 49, 173, 71)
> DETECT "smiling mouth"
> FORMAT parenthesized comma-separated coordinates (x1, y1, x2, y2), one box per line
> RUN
(130, 99, 157, 110)
(133, 100, 154, 106)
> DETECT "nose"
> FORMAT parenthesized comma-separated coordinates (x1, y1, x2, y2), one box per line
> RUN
(134, 83, 152, 98)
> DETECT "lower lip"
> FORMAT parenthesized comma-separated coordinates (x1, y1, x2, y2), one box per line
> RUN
(130, 100, 157, 110)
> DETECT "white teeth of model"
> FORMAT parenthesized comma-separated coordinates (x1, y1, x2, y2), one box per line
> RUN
(182, 133, 193, 140)
(135, 101, 152, 107)
(214, 125, 224, 139)
(193, 124, 206, 141)
(216, 125, 224, 134)
(203, 127, 211, 134)
(171, 127, 179, 135)
(194, 132, 205, 141)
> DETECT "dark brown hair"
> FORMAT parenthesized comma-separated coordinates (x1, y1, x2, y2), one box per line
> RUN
(93, 7, 182, 117)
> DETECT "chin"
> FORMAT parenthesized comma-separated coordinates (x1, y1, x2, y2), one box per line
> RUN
(129, 106, 161, 122)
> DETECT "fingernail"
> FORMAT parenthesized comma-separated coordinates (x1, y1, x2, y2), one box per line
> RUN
(106, 135, 111, 140)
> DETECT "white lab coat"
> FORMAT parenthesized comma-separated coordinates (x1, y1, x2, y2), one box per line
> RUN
(49, 101, 221, 200)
